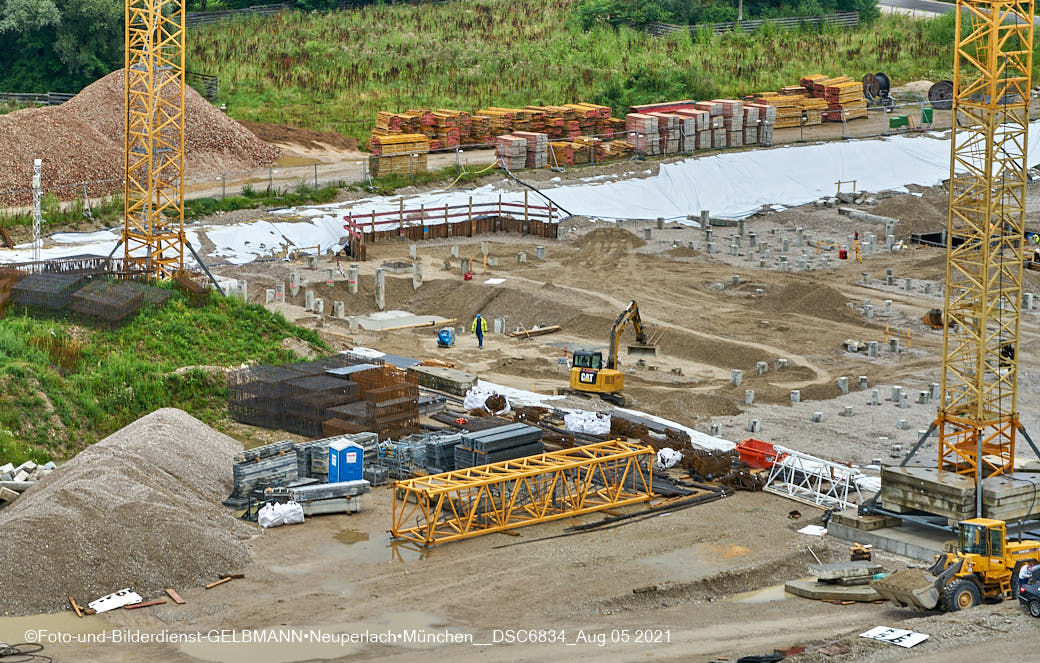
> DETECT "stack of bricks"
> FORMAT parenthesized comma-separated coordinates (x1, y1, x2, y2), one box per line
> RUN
(695, 101, 726, 148)
(746, 102, 777, 145)
(714, 99, 744, 148)
(625, 113, 660, 154)
(512, 131, 549, 168)
(674, 113, 697, 153)
(496, 135, 528, 170)
(675, 108, 710, 149)
(368, 134, 430, 176)
(650, 112, 681, 154)
(742, 105, 759, 146)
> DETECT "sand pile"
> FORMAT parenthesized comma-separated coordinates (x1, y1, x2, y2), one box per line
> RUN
(573, 227, 646, 254)
(760, 282, 855, 323)
(0, 70, 279, 206)
(0, 408, 252, 615)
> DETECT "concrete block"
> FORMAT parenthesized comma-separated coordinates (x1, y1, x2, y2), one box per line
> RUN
(481, 241, 489, 256)
(811, 412, 823, 423)
(884, 299, 893, 313)
(886, 275, 895, 286)
(924, 282, 932, 294)
(864, 305, 873, 318)
(930, 383, 941, 401)
(889, 338, 900, 353)
(517, 252, 527, 263)
(1025, 292, 1035, 310)
(656, 217, 664, 230)
(0, 487, 18, 503)
(313, 298, 324, 314)
(731, 275, 740, 285)
(837, 376, 849, 394)
(305, 290, 315, 310)
(861, 272, 870, 285)
(265, 289, 275, 304)
(897, 419, 909, 430)
(710, 423, 721, 436)
(840, 405, 854, 417)
(748, 232, 757, 248)
(890, 385, 902, 401)
(756, 361, 768, 376)
(747, 419, 761, 433)
(870, 389, 880, 406)
(334, 301, 345, 318)
(643, 228, 653, 241)
(42, 461, 56, 470)
(858, 376, 869, 390)
(13, 471, 29, 482)
(868, 341, 879, 358)
(451, 245, 459, 258)
(0, 463, 13, 475)
(899, 393, 910, 409)
(535, 246, 546, 260)
(917, 390, 930, 405)
(776, 358, 788, 369)
(790, 390, 801, 403)
(730, 369, 743, 387)
(307, 255, 318, 269)
(409, 244, 417, 259)
(744, 390, 754, 405)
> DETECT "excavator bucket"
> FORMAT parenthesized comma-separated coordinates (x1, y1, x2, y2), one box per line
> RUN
(627, 343, 658, 357)
(870, 568, 941, 611)
(922, 309, 944, 329)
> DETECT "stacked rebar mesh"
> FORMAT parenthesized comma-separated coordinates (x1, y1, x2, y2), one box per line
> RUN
(69, 279, 145, 322)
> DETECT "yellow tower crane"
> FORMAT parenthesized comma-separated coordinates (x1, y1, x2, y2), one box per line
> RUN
(123, 0, 186, 279)
(938, 0, 1035, 507)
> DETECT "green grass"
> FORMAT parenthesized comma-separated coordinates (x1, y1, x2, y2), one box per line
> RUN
(182, 181, 341, 219)
(189, 0, 970, 145)
(0, 286, 327, 466)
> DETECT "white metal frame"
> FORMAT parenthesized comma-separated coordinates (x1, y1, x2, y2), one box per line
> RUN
(764, 447, 864, 510)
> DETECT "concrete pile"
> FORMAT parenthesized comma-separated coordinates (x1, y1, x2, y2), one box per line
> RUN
(0, 460, 56, 505)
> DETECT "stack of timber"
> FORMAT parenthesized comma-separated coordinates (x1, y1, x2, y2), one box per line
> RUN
(368, 134, 430, 176)
(526, 105, 578, 139)
(823, 80, 867, 121)
(512, 130, 549, 168)
(756, 93, 804, 128)
(550, 140, 591, 165)
(496, 134, 528, 170)
(799, 97, 827, 126)
(625, 113, 660, 154)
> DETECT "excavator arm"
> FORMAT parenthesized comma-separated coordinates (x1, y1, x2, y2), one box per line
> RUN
(606, 301, 651, 370)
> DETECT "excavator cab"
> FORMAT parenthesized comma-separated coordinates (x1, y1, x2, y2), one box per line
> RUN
(569, 350, 624, 404)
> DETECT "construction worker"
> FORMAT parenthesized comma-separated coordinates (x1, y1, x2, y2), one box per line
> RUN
(471, 313, 487, 348)
(1019, 560, 1034, 590)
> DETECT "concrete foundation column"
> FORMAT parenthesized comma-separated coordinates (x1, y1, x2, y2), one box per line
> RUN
(412, 261, 423, 290)
(868, 341, 879, 357)
(871, 389, 880, 406)
(837, 376, 849, 394)
(289, 272, 301, 297)
(811, 412, 823, 423)
(451, 245, 459, 258)
(409, 244, 417, 259)
(747, 419, 761, 433)
(790, 390, 801, 403)
(730, 370, 743, 386)
(314, 298, 324, 314)
(517, 252, 527, 263)
(275, 283, 285, 302)
(756, 361, 768, 375)
(305, 290, 315, 310)
(265, 289, 275, 304)
(375, 268, 386, 311)
(858, 376, 869, 390)
(333, 301, 345, 317)
(535, 246, 546, 260)
(744, 390, 754, 405)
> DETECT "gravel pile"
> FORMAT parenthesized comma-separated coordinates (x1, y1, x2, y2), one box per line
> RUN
(0, 408, 253, 615)
(0, 70, 279, 206)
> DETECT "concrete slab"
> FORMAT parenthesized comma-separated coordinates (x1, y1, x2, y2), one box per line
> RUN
(785, 578, 882, 602)
(355, 310, 447, 331)
(881, 464, 1040, 522)
(831, 508, 902, 531)
(828, 519, 952, 562)
(810, 561, 885, 580)
(408, 365, 478, 396)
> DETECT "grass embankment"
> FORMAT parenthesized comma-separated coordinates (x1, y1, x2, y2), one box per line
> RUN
(190, 0, 964, 145)
(0, 287, 326, 465)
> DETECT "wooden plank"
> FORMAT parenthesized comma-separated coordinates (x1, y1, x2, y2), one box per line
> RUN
(165, 588, 185, 605)
(507, 325, 561, 339)
(205, 577, 232, 590)
(375, 318, 457, 333)
(69, 595, 83, 618)
(220, 574, 246, 580)
(125, 599, 166, 610)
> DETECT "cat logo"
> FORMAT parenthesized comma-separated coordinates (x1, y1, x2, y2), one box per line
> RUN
(578, 369, 597, 384)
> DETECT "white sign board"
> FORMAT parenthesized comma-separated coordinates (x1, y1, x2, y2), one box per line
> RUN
(88, 588, 143, 613)
(859, 626, 929, 648)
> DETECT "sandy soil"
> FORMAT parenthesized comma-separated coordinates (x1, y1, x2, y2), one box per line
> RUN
(6, 167, 1040, 662)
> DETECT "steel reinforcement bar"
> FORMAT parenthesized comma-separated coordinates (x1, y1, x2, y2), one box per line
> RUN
(391, 439, 654, 546)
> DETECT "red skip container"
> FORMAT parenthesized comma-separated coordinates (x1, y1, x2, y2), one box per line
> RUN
(736, 438, 785, 469)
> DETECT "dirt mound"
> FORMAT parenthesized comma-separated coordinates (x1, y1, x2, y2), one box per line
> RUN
(872, 188, 947, 239)
(0, 408, 251, 615)
(666, 246, 701, 258)
(238, 120, 360, 152)
(573, 227, 646, 253)
(760, 281, 854, 323)
(0, 70, 280, 206)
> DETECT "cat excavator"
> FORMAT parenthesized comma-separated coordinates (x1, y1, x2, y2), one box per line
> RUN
(567, 300, 658, 406)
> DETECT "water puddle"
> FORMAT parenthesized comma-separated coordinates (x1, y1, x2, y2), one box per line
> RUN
(731, 582, 793, 604)
(332, 529, 429, 563)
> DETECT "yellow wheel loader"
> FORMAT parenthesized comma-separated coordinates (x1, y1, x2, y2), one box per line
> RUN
(871, 518, 1040, 611)
(568, 300, 657, 407)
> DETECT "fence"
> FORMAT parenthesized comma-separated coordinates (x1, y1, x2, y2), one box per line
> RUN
(343, 193, 558, 259)
(185, 3, 288, 27)
(0, 92, 74, 106)
(646, 12, 860, 36)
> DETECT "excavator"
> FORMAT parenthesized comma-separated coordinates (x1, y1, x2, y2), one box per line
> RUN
(871, 518, 1040, 611)
(568, 300, 658, 406)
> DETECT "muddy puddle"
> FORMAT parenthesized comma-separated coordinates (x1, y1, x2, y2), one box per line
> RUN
(333, 528, 429, 563)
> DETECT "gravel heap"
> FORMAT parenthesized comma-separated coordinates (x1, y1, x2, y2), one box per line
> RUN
(0, 408, 253, 615)
(0, 70, 279, 206)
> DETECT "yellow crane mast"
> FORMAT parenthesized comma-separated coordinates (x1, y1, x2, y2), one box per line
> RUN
(123, 0, 186, 278)
(939, 0, 1034, 483)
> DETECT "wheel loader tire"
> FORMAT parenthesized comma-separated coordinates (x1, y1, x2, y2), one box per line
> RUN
(1030, 599, 1040, 618)
(942, 579, 981, 612)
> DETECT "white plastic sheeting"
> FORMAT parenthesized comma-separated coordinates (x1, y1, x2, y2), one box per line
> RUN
(656, 447, 684, 470)
(563, 410, 611, 435)
(463, 384, 512, 415)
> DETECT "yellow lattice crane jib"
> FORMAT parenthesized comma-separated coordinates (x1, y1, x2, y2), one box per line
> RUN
(939, 0, 1034, 481)
(124, 0, 186, 279)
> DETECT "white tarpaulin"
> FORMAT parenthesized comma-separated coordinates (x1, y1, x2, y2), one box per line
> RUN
(563, 410, 611, 435)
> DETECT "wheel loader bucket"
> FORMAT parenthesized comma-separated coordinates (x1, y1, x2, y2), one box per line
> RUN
(870, 568, 941, 611)
(627, 343, 658, 357)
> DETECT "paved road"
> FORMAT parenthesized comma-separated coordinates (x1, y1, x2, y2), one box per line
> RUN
(880, 0, 1040, 23)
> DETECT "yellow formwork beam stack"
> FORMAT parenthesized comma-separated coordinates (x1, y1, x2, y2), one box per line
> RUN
(940, 0, 1034, 478)
(391, 439, 654, 546)
(124, 0, 186, 279)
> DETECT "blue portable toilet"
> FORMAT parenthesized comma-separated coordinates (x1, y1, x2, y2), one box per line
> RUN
(329, 439, 364, 482)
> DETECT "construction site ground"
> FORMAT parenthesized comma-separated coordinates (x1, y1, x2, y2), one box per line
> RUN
(6, 160, 1040, 661)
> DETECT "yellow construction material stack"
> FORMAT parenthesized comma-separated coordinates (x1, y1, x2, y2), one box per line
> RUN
(824, 81, 867, 121)
(368, 134, 430, 176)
(798, 97, 828, 125)
(756, 93, 804, 128)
